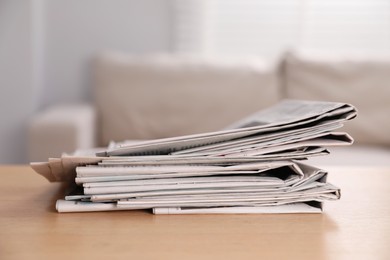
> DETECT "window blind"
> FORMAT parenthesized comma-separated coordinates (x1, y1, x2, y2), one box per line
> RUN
(174, 0, 390, 61)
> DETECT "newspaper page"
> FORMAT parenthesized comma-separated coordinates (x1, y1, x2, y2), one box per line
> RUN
(30, 99, 355, 214)
(97, 100, 356, 156)
(56, 161, 339, 213)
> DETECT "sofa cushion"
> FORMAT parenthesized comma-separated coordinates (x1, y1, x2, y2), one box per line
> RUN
(28, 104, 97, 162)
(94, 53, 280, 145)
(283, 51, 390, 146)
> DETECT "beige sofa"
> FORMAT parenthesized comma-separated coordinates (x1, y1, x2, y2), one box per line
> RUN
(29, 51, 390, 166)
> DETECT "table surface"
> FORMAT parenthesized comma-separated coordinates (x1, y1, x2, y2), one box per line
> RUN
(1, 165, 389, 260)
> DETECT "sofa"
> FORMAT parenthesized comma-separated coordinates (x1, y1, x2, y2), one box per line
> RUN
(28, 51, 390, 166)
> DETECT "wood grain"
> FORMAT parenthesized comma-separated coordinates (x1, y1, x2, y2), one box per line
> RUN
(1, 165, 389, 260)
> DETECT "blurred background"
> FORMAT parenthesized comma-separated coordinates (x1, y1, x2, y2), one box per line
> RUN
(1, 0, 390, 164)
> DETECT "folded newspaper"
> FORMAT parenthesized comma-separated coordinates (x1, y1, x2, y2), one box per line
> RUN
(31, 100, 357, 214)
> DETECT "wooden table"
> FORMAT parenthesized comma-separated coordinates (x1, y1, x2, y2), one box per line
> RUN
(1, 165, 389, 260)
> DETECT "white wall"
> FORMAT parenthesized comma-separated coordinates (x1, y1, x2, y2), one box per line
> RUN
(0, 0, 35, 164)
(0, 0, 173, 163)
(42, 0, 173, 107)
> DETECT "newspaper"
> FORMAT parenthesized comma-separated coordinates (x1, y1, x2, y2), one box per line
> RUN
(30, 99, 357, 214)
(97, 99, 356, 156)
(57, 161, 339, 213)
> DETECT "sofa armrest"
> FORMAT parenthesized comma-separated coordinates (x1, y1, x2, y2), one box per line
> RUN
(28, 104, 97, 162)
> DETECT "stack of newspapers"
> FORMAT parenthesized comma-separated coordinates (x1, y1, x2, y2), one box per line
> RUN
(31, 100, 357, 214)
